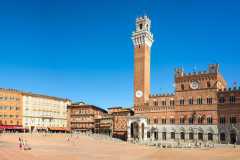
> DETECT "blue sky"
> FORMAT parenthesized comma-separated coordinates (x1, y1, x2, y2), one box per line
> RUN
(0, 0, 240, 108)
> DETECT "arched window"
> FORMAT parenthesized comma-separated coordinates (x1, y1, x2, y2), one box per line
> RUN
(170, 118, 175, 124)
(170, 100, 175, 106)
(153, 118, 158, 124)
(220, 133, 225, 141)
(198, 132, 203, 141)
(162, 132, 167, 140)
(180, 117, 185, 124)
(219, 117, 225, 124)
(161, 118, 166, 124)
(162, 100, 166, 106)
(229, 96, 236, 104)
(147, 118, 150, 124)
(181, 84, 185, 90)
(189, 117, 193, 124)
(171, 132, 175, 139)
(219, 97, 225, 103)
(189, 132, 194, 140)
(180, 132, 185, 140)
(147, 131, 151, 138)
(207, 97, 213, 104)
(197, 97, 203, 105)
(230, 117, 237, 124)
(207, 81, 211, 88)
(208, 133, 213, 141)
(198, 117, 203, 124)
(207, 117, 213, 124)
(189, 98, 194, 105)
(179, 98, 185, 105)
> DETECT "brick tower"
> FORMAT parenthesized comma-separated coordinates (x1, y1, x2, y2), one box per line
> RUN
(132, 16, 154, 107)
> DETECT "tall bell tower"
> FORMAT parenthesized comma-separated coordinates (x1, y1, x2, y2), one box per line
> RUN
(132, 16, 154, 106)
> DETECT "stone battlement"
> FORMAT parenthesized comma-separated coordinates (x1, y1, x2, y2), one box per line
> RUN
(150, 93, 175, 97)
(175, 64, 220, 78)
(218, 87, 240, 92)
(136, 15, 151, 22)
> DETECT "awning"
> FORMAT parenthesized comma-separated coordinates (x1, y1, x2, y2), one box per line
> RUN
(113, 131, 127, 135)
(36, 126, 48, 130)
(48, 127, 69, 131)
(100, 124, 112, 128)
(0, 125, 24, 130)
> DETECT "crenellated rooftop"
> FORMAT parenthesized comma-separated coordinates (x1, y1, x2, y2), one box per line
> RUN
(175, 64, 220, 78)
(218, 86, 240, 92)
(150, 93, 175, 98)
(136, 15, 151, 22)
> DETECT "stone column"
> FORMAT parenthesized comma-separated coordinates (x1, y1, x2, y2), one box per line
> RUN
(185, 132, 189, 142)
(158, 132, 162, 141)
(214, 133, 219, 144)
(236, 133, 240, 145)
(127, 126, 131, 141)
(203, 133, 208, 142)
(193, 132, 198, 142)
(166, 132, 171, 141)
(138, 122, 142, 142)
(144, 126, 147, 141)
(127, 120, 132, 141)
(175, 132, 180, 141)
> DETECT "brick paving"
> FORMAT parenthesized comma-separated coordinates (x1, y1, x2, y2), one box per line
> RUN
(0, 133, 240, 160)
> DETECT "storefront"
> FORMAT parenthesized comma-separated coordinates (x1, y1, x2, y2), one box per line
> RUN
(0, 125, 25, 132)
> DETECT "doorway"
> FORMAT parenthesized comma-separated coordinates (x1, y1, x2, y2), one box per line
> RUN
(230, 132, 236, 144)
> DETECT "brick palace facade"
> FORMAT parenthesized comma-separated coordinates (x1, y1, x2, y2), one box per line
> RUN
(127, 16, 240, 145)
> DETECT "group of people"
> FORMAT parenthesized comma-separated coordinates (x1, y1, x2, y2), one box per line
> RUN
(18, 137, 31, 150)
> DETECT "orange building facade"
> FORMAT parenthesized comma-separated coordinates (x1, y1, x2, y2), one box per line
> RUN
(0, 88, 70, 132)
(0, 88, 23, 131)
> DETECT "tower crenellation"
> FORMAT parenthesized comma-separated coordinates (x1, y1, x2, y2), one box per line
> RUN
(132, 16, 154, 47)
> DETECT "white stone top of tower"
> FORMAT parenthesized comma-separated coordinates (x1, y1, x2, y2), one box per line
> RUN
(132, 16, 154, 47)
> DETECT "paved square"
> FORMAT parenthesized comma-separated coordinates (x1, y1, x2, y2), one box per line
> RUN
(0, 134, 240, 160)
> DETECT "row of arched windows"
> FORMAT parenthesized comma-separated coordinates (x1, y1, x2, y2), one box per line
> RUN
(219, 96, 236, 104)
(179, 97, 213, 105)
(150, 131, 214, 141)
(151, 117, 213, 125)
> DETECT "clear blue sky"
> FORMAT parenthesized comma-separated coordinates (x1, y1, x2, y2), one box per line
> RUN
(0, 0, 240, 108)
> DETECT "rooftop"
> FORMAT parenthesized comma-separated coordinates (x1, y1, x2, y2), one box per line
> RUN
(0, 88, 70, 101)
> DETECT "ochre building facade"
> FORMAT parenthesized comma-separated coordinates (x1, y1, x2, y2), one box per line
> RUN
(0, 88, 70, 132)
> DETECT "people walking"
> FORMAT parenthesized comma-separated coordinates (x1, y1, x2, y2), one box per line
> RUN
(18, 137, 22, 150)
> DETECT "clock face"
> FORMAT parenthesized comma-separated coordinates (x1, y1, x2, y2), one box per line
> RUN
(190, 81, 199, 90)
(135, 90, 143, 98)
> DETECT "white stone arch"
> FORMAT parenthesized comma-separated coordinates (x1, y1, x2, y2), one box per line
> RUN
(170, 127, 176, 133)
(229, 128, 238, 144)
(207, 127, 215, 134)
(179, 127, 186, 133)
(219, 127, 228, 135)
(127, 116, 148, 141)
(197, 127, 204, 134)
(162, 126, 167, 133)
(197, 127, 204, 141)
(230, 128, 238, 135)
(188, 127, 194, 134)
